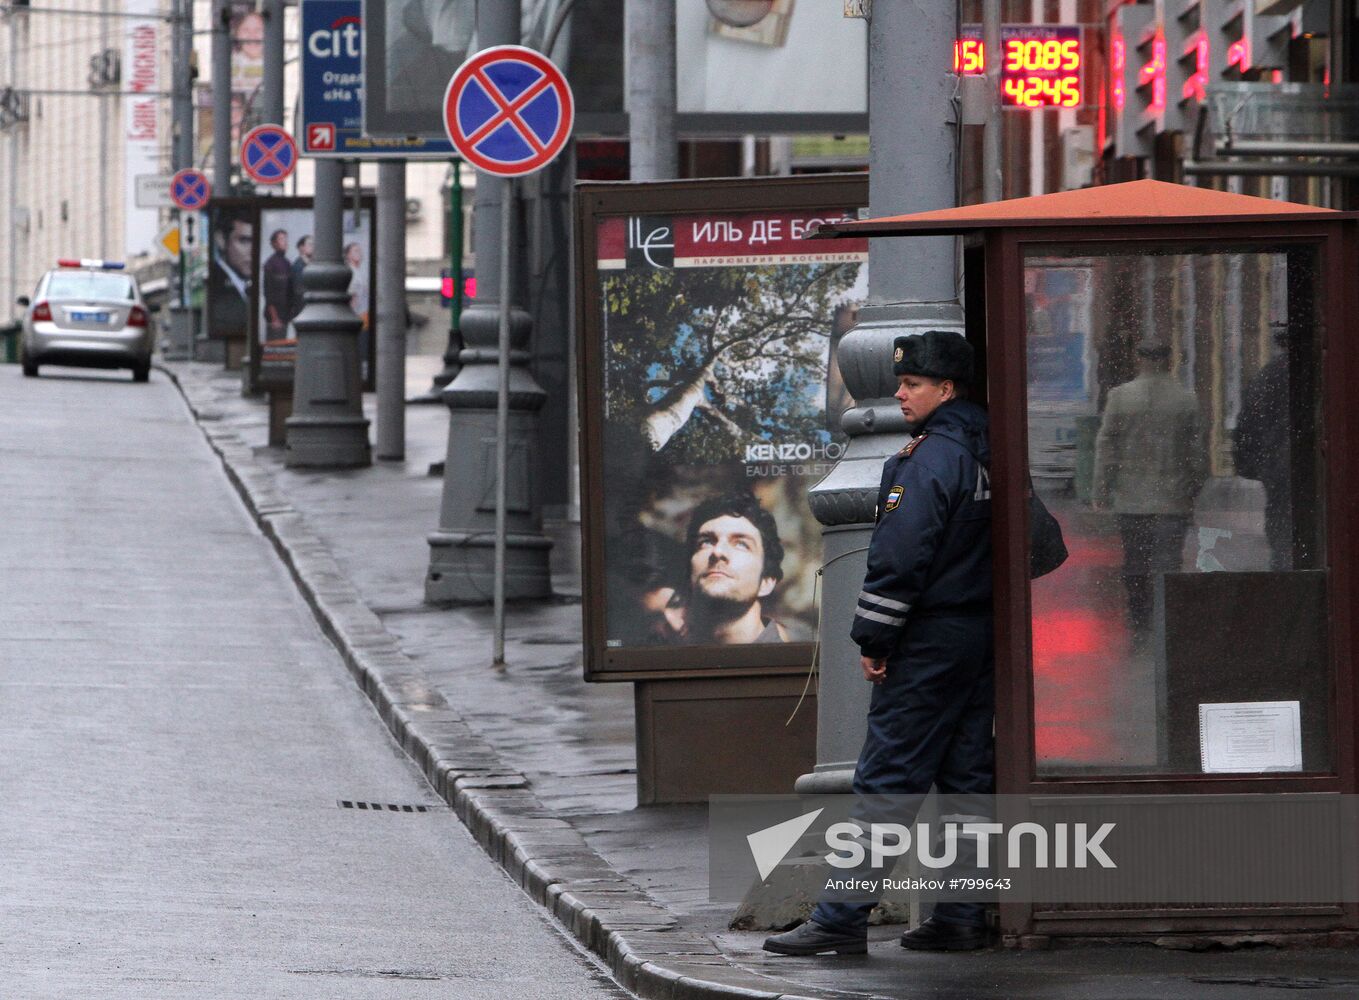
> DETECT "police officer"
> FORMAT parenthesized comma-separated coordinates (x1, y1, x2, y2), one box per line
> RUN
(764, 329, 994, 956)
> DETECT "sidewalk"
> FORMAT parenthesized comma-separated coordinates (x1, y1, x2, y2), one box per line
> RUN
(162, 357, 1359, 1000)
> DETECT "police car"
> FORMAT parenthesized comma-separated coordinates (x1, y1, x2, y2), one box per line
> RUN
(17, 259, 156, 382)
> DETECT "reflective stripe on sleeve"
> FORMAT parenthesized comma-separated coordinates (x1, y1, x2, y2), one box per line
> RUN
(855, 607, 907, 626)
(858, 590, 910, 613)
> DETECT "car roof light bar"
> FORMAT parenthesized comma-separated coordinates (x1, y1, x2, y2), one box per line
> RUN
(56, 259, 126, 270)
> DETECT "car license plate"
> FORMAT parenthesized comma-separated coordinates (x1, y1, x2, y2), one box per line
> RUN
(70, 310, 110, 323)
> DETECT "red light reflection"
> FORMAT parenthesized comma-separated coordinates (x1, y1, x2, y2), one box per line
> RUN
(1031, 529, 1127, 765)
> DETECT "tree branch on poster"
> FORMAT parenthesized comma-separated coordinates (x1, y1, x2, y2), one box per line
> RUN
(606, 263, 857, 459)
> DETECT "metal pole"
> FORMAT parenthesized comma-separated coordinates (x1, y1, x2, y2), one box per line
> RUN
(376, 160, 407, 460)
(982, 0, 1002, 202)
(261, 0, 284, 126)
(493, 179, 513, 664)
(212, 0, 232, 196)
(626, 0, 676, 180)
(449, 163, 464, 370)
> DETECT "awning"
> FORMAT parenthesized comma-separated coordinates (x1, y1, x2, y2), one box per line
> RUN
(811, 179, 1345, 239)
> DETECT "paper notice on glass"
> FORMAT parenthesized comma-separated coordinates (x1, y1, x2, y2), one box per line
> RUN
(1199, 701, 1303, 773)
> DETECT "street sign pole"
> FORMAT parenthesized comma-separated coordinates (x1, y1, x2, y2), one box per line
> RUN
(428, 41, 573, 657)
(493, 178, 513, 665)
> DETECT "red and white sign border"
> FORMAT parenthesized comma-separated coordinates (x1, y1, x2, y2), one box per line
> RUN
(442, 45, 574, 177)
(240, 123, 299, 185)
(169, 167, 212, 211)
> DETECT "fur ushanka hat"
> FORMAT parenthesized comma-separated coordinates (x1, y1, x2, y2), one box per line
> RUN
(892, 330, 974, 384)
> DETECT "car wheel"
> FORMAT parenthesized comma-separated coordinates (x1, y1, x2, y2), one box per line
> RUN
(132, 361, 151, 383)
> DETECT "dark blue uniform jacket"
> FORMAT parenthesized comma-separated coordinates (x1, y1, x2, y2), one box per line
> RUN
(851, 399, 993, 659)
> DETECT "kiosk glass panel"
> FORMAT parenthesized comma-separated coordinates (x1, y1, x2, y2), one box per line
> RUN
(1021, 246, 1330, 777)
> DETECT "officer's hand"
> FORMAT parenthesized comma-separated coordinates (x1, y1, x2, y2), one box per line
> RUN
(861, 655, 887, 685)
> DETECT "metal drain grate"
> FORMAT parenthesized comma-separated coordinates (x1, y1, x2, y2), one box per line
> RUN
(338, 800, 431, 813)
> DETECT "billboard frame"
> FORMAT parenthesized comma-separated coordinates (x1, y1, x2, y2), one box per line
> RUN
(243, 194, 379, 393)
(575, 173, 870, 682)
(362, 0, 868, 140)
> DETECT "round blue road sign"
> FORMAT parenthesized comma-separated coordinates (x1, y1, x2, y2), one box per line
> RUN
(443, 45, 574, 177)
(170, 168, 211, 211)
(240, 124, 298, 185)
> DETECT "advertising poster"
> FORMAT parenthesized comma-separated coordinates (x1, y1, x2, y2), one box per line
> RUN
(206, 200, 255, 341)
(195, 4, 269, 167)
(123, 0, 161, 258)
(250, 197, 377, 391)
(577, 178, 868, 679)
(361, 0, 475, 138)
(362, 0, 865, 139)
(256, 206, 372, 345)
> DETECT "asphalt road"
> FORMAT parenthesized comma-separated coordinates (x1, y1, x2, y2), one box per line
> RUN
(0, 366, 631, 1000)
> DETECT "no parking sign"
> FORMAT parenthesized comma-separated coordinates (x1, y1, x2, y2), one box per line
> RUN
(442, 45, 574, 178)
(441, 45, 574, 663)
(240, 124, 298, 185)
(169, 168, 211, 211)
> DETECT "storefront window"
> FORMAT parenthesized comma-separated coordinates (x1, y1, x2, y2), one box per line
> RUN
(1024, 246, 1329, 777)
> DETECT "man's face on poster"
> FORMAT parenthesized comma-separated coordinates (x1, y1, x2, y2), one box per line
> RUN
(270, 230, 288, 253)
(298, 236, 314, 261)
(689, 514, 776, 610)
(222, 220, 253, 278)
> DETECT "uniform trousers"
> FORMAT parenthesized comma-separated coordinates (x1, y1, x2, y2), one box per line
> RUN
(812, 613, 995, 933)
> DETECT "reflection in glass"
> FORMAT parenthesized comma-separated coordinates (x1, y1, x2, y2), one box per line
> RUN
(1024, 248, 1329, 777)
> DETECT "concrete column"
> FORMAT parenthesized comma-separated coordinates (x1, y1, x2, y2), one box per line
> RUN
(796, 1, 963, 794)
(425, 0, 552, 603)
(211, 0, 232, 197)
(285, 158, 372, 468)
(261, 0, 285, 127)
(376, 160, 407, 461)
(627, 0, 676, 180)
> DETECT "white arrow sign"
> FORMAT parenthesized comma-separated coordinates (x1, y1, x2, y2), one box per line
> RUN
(179, 213, 201, 253)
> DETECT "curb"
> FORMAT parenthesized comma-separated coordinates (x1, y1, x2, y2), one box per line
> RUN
(159, 363, 831, 1000)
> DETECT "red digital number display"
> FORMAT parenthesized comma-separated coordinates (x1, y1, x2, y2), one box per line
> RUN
(955, 25, 1083, 110)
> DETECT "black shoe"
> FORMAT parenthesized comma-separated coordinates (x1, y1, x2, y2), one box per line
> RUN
(899, 917, 987, 951)
(763, 920, 868, 956)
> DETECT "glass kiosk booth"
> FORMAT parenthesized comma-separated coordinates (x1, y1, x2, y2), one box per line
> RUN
(818, 179, 1359, 943)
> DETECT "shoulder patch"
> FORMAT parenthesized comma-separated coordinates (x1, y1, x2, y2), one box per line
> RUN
(884, 485, 904, 513)
(896, 432, 928, 458)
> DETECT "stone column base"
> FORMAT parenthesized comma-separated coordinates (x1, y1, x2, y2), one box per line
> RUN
(284, 415, 371, 468)
(425, 529, 553, 604)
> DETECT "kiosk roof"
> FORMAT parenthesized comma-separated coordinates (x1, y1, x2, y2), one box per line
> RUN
(813, 179, 1344, 238)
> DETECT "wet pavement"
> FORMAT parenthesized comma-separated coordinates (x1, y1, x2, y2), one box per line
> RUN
(156, 355, 1359, 1000)
(0, 363, 633, 1000)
